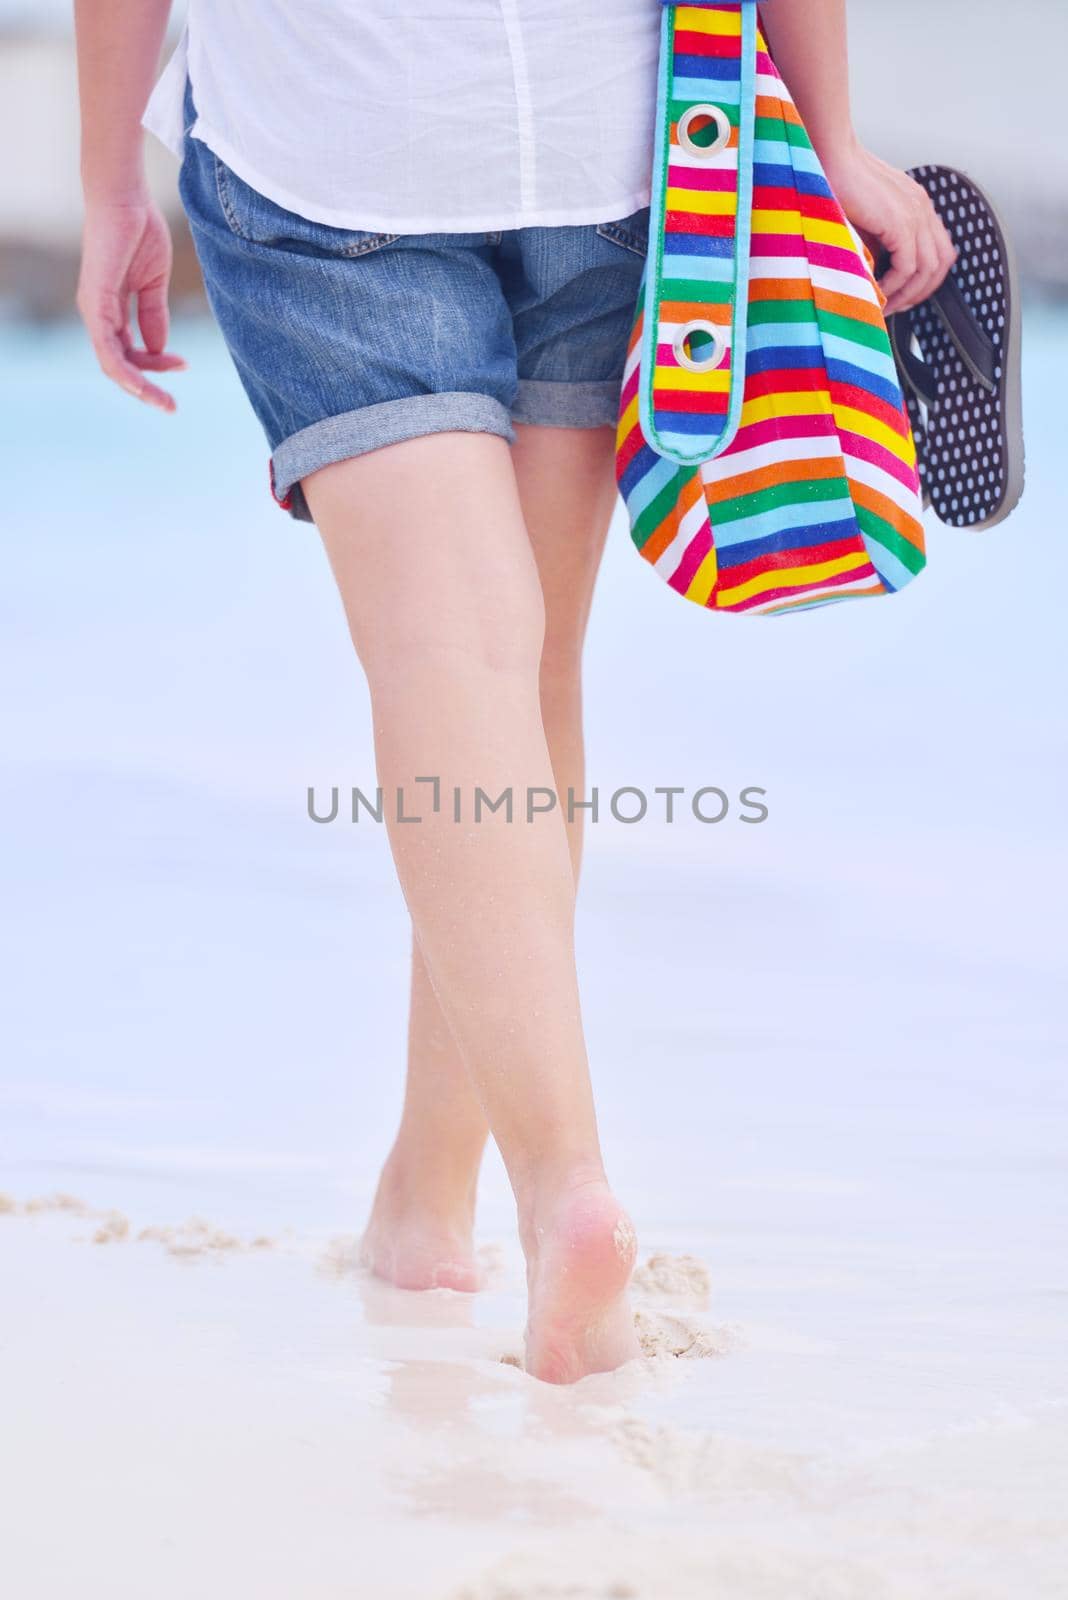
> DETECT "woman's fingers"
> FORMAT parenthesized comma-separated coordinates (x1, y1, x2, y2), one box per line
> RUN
(884, 228, 936, 316)
(934, 210, 959, 281)
(825, 147, 959, 317)
(127, 348, 187, 372)
(877, 220, 918, 314)
(87, 307, 178, 411)
(137, 275, 171, 356)
(76, 202, 183, 408)
(79, 286, 183, 408)
(882, 189, 959, 317)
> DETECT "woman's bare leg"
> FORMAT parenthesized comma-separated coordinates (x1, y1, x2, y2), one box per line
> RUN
(306, 431, 638, 1382)
(515, 423, 618, 880)
(360, 936, 489, 1292)
(360, 425, 618, 1296)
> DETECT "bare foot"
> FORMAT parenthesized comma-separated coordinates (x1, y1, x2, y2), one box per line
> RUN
(360, 1159, 482, 1293)
(523, 1178, 641, 1384)
(360, 1219, 482, 1292)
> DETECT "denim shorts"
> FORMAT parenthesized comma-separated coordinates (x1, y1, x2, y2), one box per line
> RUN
(177, 86, 649, 522)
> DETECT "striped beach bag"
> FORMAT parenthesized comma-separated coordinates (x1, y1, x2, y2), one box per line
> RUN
(616, 0, 927, 616)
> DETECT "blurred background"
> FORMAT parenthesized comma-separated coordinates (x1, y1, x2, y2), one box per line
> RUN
(1, 0, 1066, 316)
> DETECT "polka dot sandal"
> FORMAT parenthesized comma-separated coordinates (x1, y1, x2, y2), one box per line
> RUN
(887, 167, 1024, 530)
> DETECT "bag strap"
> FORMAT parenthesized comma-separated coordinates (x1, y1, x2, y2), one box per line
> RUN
(639, 1, 760, 467)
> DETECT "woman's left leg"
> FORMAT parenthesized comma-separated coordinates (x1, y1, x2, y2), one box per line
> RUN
(514, 423, 618, 881)
(360, 425, 618, 1290)
(360, 937, 490, 1291)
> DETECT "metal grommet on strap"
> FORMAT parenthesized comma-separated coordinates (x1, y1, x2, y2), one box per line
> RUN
(673, 320, 727, 375)
(676, 103, 732, 161)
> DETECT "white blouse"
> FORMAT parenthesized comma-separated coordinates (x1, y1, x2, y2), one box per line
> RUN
(144, 1, 662, 234)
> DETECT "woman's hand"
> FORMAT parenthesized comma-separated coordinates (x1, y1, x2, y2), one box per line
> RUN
(821, 142, 958, 317)
(77, 197, 186, 411)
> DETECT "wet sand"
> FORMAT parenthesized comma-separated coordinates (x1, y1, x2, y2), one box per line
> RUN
(3, 1194, 1066, 1600)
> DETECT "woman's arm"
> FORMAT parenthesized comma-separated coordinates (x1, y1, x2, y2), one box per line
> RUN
(75, 0, 185, 409)
(759, 0, 956, 315)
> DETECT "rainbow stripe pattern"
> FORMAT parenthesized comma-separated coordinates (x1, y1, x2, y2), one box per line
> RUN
(617, 1, 926, 616)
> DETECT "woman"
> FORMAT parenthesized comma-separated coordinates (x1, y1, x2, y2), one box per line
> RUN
(74, 0, 954, 1384)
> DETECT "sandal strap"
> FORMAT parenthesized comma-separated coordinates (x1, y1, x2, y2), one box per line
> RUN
(889, 310, 940, 410)
(931, 272, 998, 393)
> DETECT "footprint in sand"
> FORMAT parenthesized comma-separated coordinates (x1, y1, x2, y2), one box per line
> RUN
(21, 1193, 93, 1217)
(137, 1219, 275, 1259)
(630, 1252, 711, 1304)
(4, 1193, 277, 1259)
(320, 1233, 363, 1279)
(630, 1253, 732, 1361)
(633, 1308, 740, 1361)
(499, 1311, 737, 1369)
(496, 1254, 726, 1368)
(92, 1212, 130, 1245)
(612, 1415, 807, 1501)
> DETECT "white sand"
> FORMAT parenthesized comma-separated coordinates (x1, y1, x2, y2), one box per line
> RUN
(2, 1195, 1065, 1600)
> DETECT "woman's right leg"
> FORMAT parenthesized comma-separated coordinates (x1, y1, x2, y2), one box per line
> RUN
(305, 431, 639, 1384)
(361, 423, 618, 1297)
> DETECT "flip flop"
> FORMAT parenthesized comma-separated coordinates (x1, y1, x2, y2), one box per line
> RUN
(887, 166, 1024, 531)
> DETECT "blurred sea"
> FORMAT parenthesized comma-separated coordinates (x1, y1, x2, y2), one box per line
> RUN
(1, 296, 1065, 1230)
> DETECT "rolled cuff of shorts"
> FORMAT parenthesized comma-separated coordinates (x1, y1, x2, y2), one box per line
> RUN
(512, 378, 622, 430)
(271, 392, 517, 522)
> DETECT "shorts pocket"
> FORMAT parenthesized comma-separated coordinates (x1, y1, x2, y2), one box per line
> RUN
(596, 207, 651, 258)
(211, 151, 398, 258)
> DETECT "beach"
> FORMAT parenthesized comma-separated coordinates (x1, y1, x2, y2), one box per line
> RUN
(4, 1195, 1064, 1599)
(2, 303, 1067, 1596)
